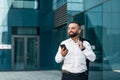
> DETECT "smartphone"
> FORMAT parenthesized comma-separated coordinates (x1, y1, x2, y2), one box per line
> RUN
(60, 44, 67, 51)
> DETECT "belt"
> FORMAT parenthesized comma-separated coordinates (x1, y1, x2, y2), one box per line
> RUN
(62, 70, 88, 76)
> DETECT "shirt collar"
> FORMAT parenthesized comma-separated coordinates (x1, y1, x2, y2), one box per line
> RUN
(69, 38, 80, 43)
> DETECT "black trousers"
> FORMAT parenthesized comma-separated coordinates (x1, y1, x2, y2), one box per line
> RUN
(62, 71, 88, 80)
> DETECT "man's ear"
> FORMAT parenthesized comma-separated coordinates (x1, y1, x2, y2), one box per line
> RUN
(78, 29, 81, 34)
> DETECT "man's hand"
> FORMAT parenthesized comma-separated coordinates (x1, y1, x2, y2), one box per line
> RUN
(77, 41, 85, 50)
(61, 48, 68, 57)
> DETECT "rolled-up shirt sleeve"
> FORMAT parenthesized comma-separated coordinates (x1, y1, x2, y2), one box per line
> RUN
(82, 41, 96, 62)
(55, 46, 65, 63)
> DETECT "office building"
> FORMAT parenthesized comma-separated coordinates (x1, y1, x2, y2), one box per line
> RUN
(0, 0, 120, 80)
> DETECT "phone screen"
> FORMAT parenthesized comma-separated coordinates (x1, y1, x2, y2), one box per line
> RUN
(60, 44, 67, 50)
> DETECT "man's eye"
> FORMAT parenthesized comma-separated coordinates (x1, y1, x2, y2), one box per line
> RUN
(72, 28, 75, 29)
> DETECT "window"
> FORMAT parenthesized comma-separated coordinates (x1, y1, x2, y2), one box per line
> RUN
(53, 0, 67, 10)
(12, 0, 39, 9)
(85, 0, 102, 10)
(12, 27, 40, 35)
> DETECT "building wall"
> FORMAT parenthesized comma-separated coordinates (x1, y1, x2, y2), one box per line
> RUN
(0, 0, 13, 70)
(0, 0, 55, 70)
(1, 1, 120, 78)
(103, 0, 120, 79)
(73, 0, 120, 80)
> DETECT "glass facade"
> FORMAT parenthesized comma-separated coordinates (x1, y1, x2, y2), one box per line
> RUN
(12, 36, 39, 70)
(103, 0, 120, 79)
(73, 0, 120, 80)
(0, 1, 120, 80)
(67, 0, 84, 15)
(0, 50, 11, 70)
(12, 0, 39, 9)
(85, 4, 103, 80)
(12, 27, 40, 35)
(86, 3, 103, 67)
(0, 0, 41, 70)
(85, 0, 103, 10)
(53, 0, 67, 10)
(0, 0, 12, 70)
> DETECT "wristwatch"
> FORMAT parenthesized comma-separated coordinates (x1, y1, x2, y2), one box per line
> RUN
(81, 47, 86, 51)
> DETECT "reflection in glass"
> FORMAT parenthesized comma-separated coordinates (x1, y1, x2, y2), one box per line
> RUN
(26, 38, 38, 69)
(13, 0, 38, 9)
(13, 36, 39, 70)
(85, 0, 102, 10)
(14, 38, 24, 70)
(53, 0, 67, 10)
(103, 0, 120, 71)
(0, 27, 8, 44)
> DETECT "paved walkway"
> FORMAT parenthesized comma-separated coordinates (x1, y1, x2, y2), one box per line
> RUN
(0, 70, 61, 80)
(0, 70, 120, 80)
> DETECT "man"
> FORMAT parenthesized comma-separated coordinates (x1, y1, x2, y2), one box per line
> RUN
(55, 21, 96, 80)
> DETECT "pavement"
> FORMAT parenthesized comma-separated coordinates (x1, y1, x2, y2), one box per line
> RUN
(0, 70, 120, 80)
(0, 70, 62, 80)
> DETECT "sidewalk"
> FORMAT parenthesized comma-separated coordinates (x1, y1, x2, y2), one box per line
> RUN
(0, 70, 120, 80)
(89, 70, 120, 80)
(0, 70, 62, 80)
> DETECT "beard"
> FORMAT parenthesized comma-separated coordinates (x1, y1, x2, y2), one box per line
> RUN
(68, 32, 79, 38)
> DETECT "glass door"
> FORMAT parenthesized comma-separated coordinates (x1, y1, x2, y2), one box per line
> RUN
(13, 37, 25, 70)
(26, 37, 39, 70)
(12, 36, 39, 70)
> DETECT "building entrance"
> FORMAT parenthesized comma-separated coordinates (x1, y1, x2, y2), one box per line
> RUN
(12, 35, 39, 70)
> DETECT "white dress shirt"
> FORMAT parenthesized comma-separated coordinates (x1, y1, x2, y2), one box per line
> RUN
(55, 38, 96, 73)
